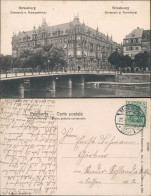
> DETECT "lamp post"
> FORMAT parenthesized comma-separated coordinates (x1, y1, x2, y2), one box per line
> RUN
(83, 53, 86, 71)
(48, 59, 50, 73)
(100, 60, 102, 72)
(68, 54, 71, 71)
(68, 54, 73, 72)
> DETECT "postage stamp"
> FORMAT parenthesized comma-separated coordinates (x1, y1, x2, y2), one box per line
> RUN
(125, 101, 147, 127)
(115, 101, 146, 136)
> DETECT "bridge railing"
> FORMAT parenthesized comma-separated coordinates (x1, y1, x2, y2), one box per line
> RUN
(0, 68, 117, 79)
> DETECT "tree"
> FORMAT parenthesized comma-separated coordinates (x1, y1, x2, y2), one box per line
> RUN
(33, 45, 68, 72)
(108, 50, 122, 70)
(1, 44, 68, 72)
(43, 44, 53, 53)
(47, 47, 67, 71)
(30, 50, 44, 70)
(11, 57, 21, 68)
(20, 49, 32, 59)
(0, 55, 13, 71)
(134, 51, 150, 71)
(108, 51, 134, 71)
(120, 55, 133, 68)
(19, 49, 34, 68)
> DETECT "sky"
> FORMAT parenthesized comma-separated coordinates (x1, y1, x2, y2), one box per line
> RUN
(1, 0, 150, 55)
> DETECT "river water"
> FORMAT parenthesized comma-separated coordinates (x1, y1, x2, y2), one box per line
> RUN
(1, 83, 150, 98)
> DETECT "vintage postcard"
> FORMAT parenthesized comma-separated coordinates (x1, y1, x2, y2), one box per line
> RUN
(0, 0, 150, 98)
(0, 0, 151, 196)
(0, 98, 150, 195)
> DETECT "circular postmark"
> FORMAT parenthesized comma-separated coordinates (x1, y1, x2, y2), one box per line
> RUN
(115, 104, 146, 136)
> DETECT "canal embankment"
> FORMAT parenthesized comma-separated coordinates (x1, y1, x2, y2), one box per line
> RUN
(86, 73, 151, 94)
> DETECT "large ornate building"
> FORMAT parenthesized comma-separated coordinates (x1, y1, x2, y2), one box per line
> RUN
(12, 16, 120, 70)
(123, 27, 151, 58)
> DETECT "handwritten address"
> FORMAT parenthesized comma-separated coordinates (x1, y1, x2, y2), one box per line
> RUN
(59, 127, 150, 189)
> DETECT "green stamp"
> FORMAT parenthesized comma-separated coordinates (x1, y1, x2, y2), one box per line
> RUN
(125, 101, 147, 127)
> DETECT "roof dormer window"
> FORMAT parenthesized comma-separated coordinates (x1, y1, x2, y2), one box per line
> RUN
(33, 34, 37, 39)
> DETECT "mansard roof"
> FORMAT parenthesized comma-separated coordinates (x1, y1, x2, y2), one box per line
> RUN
(13, 17, 116, 44)
(13, 30, 33, 42)
(48, 22, 71, 32)
(124, 27, 144, 39)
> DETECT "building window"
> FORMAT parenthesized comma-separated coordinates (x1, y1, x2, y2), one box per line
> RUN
(32, 34, 37, 40)
(69, 44, 73, 49)
(77, 43, 81, 48)
(42, 32, 45, 38)
(64, 44, 67, 49)
(125, 40, 129, 44)
(77, 50, 82, 56)
(77, 35, 81, 40)
(135, 46, 138, 50)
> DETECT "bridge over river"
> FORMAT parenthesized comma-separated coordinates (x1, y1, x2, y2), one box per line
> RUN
(0, 71, 150, 98)
(0, 70, 116, 80)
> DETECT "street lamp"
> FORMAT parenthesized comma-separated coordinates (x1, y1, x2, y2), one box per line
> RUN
(83, 52, 86, 71)
(100, 60, 102, 71)
(48, 59, 50, 73)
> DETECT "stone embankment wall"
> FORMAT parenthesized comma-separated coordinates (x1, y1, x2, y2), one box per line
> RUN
(116, 74, 150, 83)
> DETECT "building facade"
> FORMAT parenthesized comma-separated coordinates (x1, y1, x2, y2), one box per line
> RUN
(141, 30, 151, 54)
(123, 27, 151, 59)
(12, 16, 120, 70)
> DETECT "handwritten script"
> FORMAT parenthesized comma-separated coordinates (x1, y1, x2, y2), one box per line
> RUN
(0, 99, 57, 195)
(0, 99, 150, 195)
(59, 127, 151, 189)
